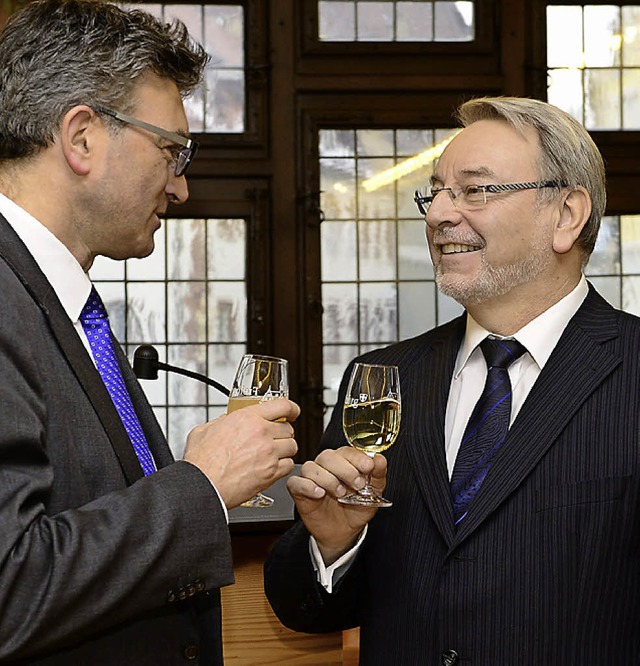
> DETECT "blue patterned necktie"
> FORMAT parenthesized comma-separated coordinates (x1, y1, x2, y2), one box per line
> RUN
(80, 287, 156, 476)
(450, 337, 526, 525)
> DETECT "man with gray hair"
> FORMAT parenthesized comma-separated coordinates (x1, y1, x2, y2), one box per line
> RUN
(0, 0, 299, 663)
(265, 97, 640, 664)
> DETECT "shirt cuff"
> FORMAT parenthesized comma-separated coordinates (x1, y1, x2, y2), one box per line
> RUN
(309, 525, 368, 593)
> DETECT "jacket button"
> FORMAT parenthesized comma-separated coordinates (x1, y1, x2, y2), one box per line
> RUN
(183, 643, 199, 661)
(186, 583, 196, 597)
(167, 590, 176, 603)
(441, 649, 459, 665)
(195, 579, 205, 592)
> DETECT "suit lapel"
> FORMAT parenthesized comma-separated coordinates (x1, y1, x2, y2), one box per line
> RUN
(0, 216, 145, 483)
(454, 287, 620, 543)
(405, 316, 465, 546)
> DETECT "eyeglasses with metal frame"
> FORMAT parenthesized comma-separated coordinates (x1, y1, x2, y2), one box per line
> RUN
(92, 105, 198, 177)
(413, 180, 566, 216)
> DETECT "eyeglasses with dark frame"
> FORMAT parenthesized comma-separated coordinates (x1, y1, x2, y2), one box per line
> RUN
(413, 180, 566, 216)
(92, 105, 198, 177)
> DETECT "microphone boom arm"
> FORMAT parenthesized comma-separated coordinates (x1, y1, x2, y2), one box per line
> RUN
(157, 361, 230, 396)
(133, 344, 230, 397)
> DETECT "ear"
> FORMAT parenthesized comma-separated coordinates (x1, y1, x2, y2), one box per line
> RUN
(552, 186, 591, 255)
(59, 105, 101, 176)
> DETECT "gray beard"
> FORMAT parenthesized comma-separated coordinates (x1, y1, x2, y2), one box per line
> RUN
(435, 249, 551, 307)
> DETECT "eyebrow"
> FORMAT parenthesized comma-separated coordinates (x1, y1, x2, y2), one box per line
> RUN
(431, 166, 497, 185)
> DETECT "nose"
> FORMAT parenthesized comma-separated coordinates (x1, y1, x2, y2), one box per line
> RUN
(425, 189, 463, 229)
(166, 171, 189, 204)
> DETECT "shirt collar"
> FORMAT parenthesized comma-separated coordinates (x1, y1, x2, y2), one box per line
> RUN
(0, 193, 92, 322)
(455, 275, 589, 377)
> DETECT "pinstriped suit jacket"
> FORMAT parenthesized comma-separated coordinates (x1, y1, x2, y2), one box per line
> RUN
(0, 214, 233, 665)
(265, 285, 640, 665)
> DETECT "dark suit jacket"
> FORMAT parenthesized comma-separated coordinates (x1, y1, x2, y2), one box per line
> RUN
(0, 214, 234, 665)
(265, 286, 640, 665)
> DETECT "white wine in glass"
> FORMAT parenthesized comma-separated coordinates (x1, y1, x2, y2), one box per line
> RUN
(339, 362, 401, 508)
(228, 353, 289, 508)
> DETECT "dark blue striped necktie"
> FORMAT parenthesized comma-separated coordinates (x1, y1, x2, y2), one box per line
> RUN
(450, 337, 526, 525)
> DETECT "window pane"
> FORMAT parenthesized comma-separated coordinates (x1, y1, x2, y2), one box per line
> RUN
(359, 282, 397, 343)
(168, 281, 206, 342)
(584, 5, 620, 67)
(322, 283, 359, 343)
(399, 281, 435, 338)
(207, 281, 247, 343)
(359, 220, 397, 281)
(547, 5, 640, 131)
(321, 158, 357, 219)
(587, 216, 620, 276)
(398, 219, 432, 280)
(547, 6, 583, 68)
(622, 6, 640, 66)
(130, 3, 246, 133)
(622, 277, 640, 316)
(585, 68, 620, 129)
(168, 344, 207, 405)
(621, 215, 640, 273)
(396, 1, 433, 41)
(319, 1, 356, 41)
(547, 68, 584, 123)
(321, 221, 358, 281)
(168, 219, 206, 280)
(434, 1, 474, 41)
(357, 1, 394, 41)
(318, 0, 474, 42)
(622, 68, 640, 129)
(207, 219, 246, 280)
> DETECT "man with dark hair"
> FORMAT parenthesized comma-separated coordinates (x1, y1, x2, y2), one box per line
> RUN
(0, 0, 298, 662)
(265, 97, 640, 664)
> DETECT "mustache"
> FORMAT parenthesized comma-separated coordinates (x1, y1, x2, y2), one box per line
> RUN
(432, 228, 484, 246)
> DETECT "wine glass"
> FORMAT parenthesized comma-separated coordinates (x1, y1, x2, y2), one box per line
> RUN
(338, 362, 401, 508)
(228, 353, 289, 508)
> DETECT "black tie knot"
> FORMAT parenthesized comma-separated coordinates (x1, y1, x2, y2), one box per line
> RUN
(480, 337, 526, 370)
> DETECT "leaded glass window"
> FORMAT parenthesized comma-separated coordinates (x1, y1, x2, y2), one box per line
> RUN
(125, 3, 245, 132)
(547, 5, 640, 129)
(90, 218, 247, 457)
(318, 0, 474, 42)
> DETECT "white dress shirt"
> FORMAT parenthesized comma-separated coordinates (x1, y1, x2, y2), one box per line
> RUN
(313, 276, 589, 591)
(0, 193, 93, 352)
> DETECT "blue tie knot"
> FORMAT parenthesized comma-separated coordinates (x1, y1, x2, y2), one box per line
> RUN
(480, 337, 526, 370)
(80, 287, 109, 322)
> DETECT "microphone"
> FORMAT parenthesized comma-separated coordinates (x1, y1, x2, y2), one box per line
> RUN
(133, 345, 230, 397)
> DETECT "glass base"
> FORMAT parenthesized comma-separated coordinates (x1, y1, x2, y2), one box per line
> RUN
(241, 492, 274, 508)
(337, 491, 392, 508)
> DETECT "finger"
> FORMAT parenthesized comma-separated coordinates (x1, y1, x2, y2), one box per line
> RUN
(273, 436, 298, 459)
(271, 420, 295, 440)
(369, 453, 388, 480)
(275, 457, 295, 478)
(254, 398, 301, 422)
(300, 457, 365, 498)
(287, 475, 326, 500)
(316, 446, 375, 478)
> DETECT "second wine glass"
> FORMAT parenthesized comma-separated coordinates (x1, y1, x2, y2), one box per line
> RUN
(228, 353, 289, 508)
(339, 362, 401, 508)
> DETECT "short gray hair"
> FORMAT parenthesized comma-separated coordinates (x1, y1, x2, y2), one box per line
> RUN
(0, 0, 209, 160)
(456, 96, 606, 260)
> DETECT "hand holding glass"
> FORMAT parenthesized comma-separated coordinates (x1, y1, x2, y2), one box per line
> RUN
(228, 354, 289, 508)
(339, 363, 401, 508)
